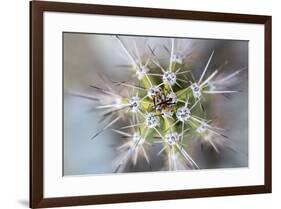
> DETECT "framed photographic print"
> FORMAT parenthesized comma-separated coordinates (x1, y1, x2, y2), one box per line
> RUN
(30, 1, 272, 208)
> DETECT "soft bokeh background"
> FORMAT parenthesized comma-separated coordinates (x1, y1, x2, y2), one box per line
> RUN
(63, 33, 248, 175)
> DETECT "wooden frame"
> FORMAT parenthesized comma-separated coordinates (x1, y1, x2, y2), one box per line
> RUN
(30, 1, 272, 208)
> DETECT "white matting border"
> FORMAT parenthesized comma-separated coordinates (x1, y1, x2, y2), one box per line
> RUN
(43, 12, 264, 198)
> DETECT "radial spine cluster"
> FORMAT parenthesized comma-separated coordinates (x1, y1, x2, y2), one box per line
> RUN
(86, 36, 245, 172)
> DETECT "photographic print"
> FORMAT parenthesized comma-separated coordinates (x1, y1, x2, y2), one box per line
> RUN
(63, 33, 248, 175)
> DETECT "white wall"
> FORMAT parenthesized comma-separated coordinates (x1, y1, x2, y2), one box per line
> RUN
(0, 0, 278, 208)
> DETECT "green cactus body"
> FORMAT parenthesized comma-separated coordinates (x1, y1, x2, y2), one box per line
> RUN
(85, 36, 246, 172)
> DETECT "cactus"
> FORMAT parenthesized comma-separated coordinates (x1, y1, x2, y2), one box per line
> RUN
(77, 35, 246, 172)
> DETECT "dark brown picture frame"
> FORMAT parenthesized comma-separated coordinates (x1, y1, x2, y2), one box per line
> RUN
(30, 1, 272, 208)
